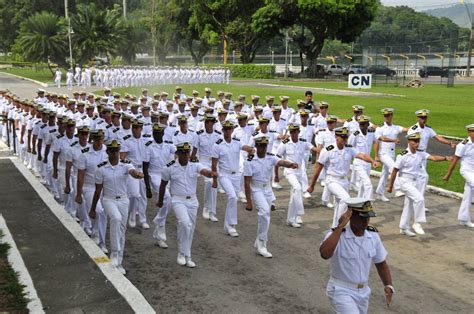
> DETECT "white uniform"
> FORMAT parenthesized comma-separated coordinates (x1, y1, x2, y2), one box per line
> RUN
(243, 153, 280, 242)
(212, 137, 245, 231)
(53, 134, 78, 216)
(407, 123, 436, 194)
(318, 144, 357, 227)
(454, 138, 474, 223)
(161, 160, 206, 259)
(394, 148, 430, 230)
(95, 160, 136, 267)
(277, 138, 313, 224)
(323, 227, 387, 314)
(348, 130, 376, 200)
(374, 123, 404, 197)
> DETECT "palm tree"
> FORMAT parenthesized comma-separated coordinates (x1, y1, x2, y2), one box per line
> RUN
(70, 3, 126, 64)
(119, 19, 148, 65)
(14, 11, 67, 74)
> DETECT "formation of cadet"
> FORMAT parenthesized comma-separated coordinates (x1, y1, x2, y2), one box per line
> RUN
(56, 65, 230, 89)
(1, 85, 473, 312)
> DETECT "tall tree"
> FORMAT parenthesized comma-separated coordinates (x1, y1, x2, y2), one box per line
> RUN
(119, 19, 148, 64)
(13, 11, 67, 72)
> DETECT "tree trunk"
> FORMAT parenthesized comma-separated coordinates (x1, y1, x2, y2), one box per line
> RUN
(299, 50, 304, 75)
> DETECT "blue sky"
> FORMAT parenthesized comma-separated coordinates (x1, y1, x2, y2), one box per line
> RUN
(381, 0, 462, 10)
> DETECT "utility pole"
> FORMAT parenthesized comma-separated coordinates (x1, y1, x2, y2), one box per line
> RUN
(64, 0, 73, 69)
(461, 0, 473, 77)
(123, 0, 127, 19)
(284, 31, 289, 79)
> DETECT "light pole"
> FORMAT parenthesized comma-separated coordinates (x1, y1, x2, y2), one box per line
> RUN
(123, 0, 127, 19)
(461, 0, 473, 77)
(427, 45, 431, 53)
(284, 31, 289, 79)
(408, 45, 412, 54)
(290, 50, 293, 67)
(271, 50, 274, 65)
(64, 0, 73, 70)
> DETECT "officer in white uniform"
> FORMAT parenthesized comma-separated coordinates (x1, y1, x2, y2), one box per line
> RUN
(308, 128, 380, 228)
(157, 142, 216, 268)
(212, 120, 254, 237)
(75, 129, 108, 253)
(190, 114, 222, 221)
(244, 135, 298, 257)
(374, 108, 406, 202)
(90, 139, 144, 275)
(387, 132, 452, 236)
(143, 123, 177, 248)
(343, 105, 365, 134)
(277, 123, 317, 227)
(444, 124, 474, 228)
(320, 198, 394, 314)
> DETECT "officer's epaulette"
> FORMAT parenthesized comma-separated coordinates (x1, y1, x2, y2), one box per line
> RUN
(266, 152, 275, 156)
(368, 128, 375, 133)
(120, 159, 131, 164)
(252, 131, 259, 136)
(216, 138, 223, 144)
(166, 160, 175, 167)
(49, 129, 57, 133)
(269, 130, 277, 133)
(232, 137, 240, 141)
(40, 124, 47, 129)
(345, 144, 353, 147)
(56, 134, 64, 139)
(143, 134, 151, 137)
(97, 120, 104, 124)
(319, 128, 326, 132)
(81, 147, 89, 153)
(281, 117, 286, 121)
(299, 138, 307, 142)
(97, 161, 107, 168)
(411, 124, 418, 130)
(189, 129, 195, 132)
(247, 154, 254, 161)
(144, 122, 151, 126)
(123, 134, 131, 141)
(113, 127, 120, 133)
(367, 225, 378, 232)
(23, 113, 28, 116)
(145, 141, 153, 146)
(248, 122, 255, 126)
(353, 131, 360, 136)
(174, 130, 179, 136)
(190, 159, 199, 163)
(276, 154, 282, 158)
(35, 120, 41, 125)
(197, 129, 204, 135)
(331, 227, 346, 232)
(400, 150, 408, 156)
(136, 115, 143, 119)
(282, 138, 290, 144)
(106, 124, 112, 129)
(347, 118, 352, 122)
(462, 138, 468, 144)
(81, 116, 87, 120)
(173, 110, 178, 114)
(215, 130, 222, 135)
(164, 140, 173, 144)
(308, 122, 314, 126)
(326, 145, 334, 151)
(92, 116, 98, 120)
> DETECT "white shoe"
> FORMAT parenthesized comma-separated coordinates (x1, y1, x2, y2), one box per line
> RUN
(209, 213, 219, 222)
(91, 235, 100, 245)
(459, 220, 474, 228)
(226, 226, 239, 237)
(272, 182, 282, 189)
(185, 257, 196, 268)
(424, 208, 430, 212)
(255, 240, 272, 258)
(117, 265, 126, 275)
(99, 244, 109, 254)
(84, 227, 92, 236)
(240, 197, 247, 203)
(296, 216, 303, 224)
(141, 222, 150, 229)
(400, 229, 416, 237)
(303, 192, 311, 199)
(326, 202, 334, 209)
(320, 181, 326, 187)
(218, 188, 225, 194)
(202, 208, 210, 220)
(177, 253, 186, 266)
(128, 214, 136, 228)
(412, 223, 425, 235)
(289, 222, 301, 228)
(377, 194, 390, 202)
(394, 191, 405, 198)
(153, 225, 167, 242)
(156, 239, 169, 249)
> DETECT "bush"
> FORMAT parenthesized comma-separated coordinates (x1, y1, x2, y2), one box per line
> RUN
(205, 64, 275, 79)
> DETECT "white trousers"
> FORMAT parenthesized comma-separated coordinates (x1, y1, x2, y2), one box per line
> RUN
(172, 197, 199, 257)
(202, 158, 217, 215)
(103, 197, 129, 265)
(416, 159, 429, 194)
(285, 170, 304, 224)
(326, 176, 351, 228)
(150, 173, 171, 228)
(83, 185, 107, 246)
(398, 176, 426, 230)
(127, 175, 147, 224)
(353, 163, 373, 200)
(59, 166, 75, 216)
(252, 187, 275, 242)
(326, 283, 371, 314)
(219, 172, 241, 228)
(459, 170, 474, 222)
(376, 154, 395, 197)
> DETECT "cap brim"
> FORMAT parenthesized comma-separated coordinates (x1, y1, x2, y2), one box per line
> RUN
(357, 210, 376, 218)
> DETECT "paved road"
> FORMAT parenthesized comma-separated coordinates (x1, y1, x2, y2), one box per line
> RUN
(2, 72, 473, 313)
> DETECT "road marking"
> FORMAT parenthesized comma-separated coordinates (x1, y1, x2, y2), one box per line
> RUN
(9, 157, 156, 313)
(0, 215, 45, 314)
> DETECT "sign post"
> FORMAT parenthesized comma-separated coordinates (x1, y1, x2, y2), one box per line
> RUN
(348, 74, 372, 89)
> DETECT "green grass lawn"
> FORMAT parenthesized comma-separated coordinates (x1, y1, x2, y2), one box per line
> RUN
(0, 67, 54, 84)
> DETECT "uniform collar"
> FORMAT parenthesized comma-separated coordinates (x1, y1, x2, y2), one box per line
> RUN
(343, 224, 372, 239)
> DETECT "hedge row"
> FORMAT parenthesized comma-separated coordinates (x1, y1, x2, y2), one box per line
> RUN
(205, 64, 275, 79)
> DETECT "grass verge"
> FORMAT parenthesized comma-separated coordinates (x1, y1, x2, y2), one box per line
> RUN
(0, 67, 54, 84)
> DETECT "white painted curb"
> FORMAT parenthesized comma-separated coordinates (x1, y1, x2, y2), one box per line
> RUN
(0, 71, 49, 87)
(0, 215, 45, 313)
(8, 157, 155, 313)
